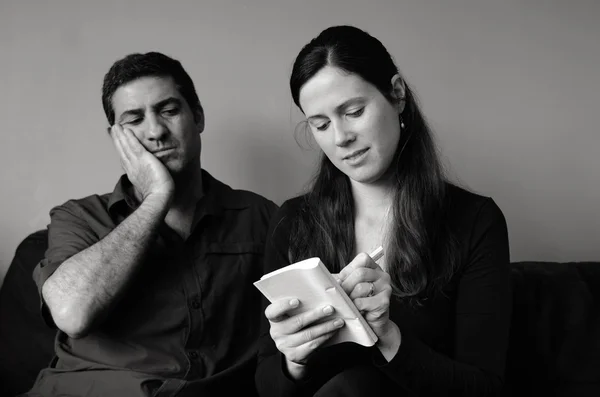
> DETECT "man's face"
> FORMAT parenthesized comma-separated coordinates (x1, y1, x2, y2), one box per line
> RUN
(111, 76, 203, 175)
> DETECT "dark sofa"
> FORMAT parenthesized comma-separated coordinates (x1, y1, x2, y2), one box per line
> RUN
(1, 230, 599, 396)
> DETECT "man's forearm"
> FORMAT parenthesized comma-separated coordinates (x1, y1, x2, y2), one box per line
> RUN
(43, 193, 171, 338)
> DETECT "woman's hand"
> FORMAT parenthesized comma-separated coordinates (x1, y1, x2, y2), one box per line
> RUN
(336, 252, 401, 360)
(264, 298, 345, 379)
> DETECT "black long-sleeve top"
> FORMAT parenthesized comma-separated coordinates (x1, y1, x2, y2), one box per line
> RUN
(255, 184, 512, 396)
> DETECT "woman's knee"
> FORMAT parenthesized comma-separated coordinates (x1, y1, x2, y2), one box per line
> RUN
(314, 365, 394, 397)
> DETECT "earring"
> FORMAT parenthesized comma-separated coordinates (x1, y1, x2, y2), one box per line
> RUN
(400, 115, 405, 130)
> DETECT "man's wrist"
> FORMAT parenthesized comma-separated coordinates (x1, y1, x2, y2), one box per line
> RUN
(143, 191, 173, 209)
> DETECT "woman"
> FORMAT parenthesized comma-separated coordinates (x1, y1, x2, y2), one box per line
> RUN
(255, 25, 511, 396)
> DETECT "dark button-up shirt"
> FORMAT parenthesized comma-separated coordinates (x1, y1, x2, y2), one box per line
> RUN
(29, 170, 277, 397)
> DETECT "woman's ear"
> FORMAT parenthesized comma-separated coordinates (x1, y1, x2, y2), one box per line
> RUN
(390, 74, 406, 114)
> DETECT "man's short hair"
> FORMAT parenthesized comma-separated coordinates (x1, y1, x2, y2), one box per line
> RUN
(102, 52, 203, 126)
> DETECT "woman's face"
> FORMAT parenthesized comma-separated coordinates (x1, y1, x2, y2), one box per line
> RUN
(299, 66, 402, 186)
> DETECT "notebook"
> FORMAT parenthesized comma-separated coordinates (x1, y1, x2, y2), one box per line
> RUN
(254, 247, 383, 347)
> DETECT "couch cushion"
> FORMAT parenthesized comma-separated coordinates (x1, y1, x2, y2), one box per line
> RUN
(505, 261, 600, 396)
(0, 229, 56, 396)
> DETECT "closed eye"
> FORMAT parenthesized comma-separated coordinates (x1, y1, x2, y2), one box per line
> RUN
(162, 107, 180, 117)
(125, 118, 143, 126)
(346, 107, 364, 118)
(315, 121, 330, 131)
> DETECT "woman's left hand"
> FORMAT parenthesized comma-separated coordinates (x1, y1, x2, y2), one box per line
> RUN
(336, 252, 401, 359)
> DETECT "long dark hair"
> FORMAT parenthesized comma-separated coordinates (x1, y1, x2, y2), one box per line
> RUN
(289, 25, 457, 303)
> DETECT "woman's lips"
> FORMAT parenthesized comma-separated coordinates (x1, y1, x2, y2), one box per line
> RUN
(343, 148, 369, 164)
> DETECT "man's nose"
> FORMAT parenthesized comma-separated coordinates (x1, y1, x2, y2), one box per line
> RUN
(145, 114, 168, 141)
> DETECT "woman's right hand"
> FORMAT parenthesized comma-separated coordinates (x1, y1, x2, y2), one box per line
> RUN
(265, 298, 345, 379)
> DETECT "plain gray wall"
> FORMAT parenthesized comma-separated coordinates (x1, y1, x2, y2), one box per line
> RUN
(1, 0, 599, 287)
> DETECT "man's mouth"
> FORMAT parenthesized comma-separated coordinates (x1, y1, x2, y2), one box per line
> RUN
(152, 147, 175, 155)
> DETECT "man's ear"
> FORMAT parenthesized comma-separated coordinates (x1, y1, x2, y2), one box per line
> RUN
(390, 74, 406, 114)
(195, 110, 205, 134)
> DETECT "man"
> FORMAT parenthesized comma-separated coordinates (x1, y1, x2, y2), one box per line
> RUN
(25, 52, 277, 396)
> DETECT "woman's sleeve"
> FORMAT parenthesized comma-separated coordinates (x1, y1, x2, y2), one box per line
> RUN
(374, 198, 512, 396)
(255, 200, 323, 397)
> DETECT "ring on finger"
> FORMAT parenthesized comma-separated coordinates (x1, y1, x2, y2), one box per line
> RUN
(367, 282, 375, 297)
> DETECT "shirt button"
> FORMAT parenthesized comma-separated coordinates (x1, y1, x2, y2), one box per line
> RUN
(191, 297, 201, 309)
(188, 351, 198, 359)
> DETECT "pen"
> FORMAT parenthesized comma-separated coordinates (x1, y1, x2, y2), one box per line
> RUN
(369, 246, 384, 262)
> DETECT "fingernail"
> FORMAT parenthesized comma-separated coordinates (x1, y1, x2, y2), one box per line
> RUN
(333, 319, 344, 327)
(289, 299, 299, 307)
(323, 306, 333, 315)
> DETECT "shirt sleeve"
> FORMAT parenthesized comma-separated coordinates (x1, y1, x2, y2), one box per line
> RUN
(32, 201, 99, 327)
(373, 198, 512, 396)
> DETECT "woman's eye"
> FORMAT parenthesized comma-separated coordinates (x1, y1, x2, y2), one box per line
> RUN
(315, 122, 330, 131)
(347, 108, 364, 118)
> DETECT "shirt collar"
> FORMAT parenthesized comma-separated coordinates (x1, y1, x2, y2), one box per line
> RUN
(107, 169, 249, 218)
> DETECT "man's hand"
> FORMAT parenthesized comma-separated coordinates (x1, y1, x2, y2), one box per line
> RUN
(110, 124, 175, 201)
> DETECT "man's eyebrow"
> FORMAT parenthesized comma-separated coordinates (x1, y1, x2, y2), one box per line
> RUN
(306, 97, 366, 121)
